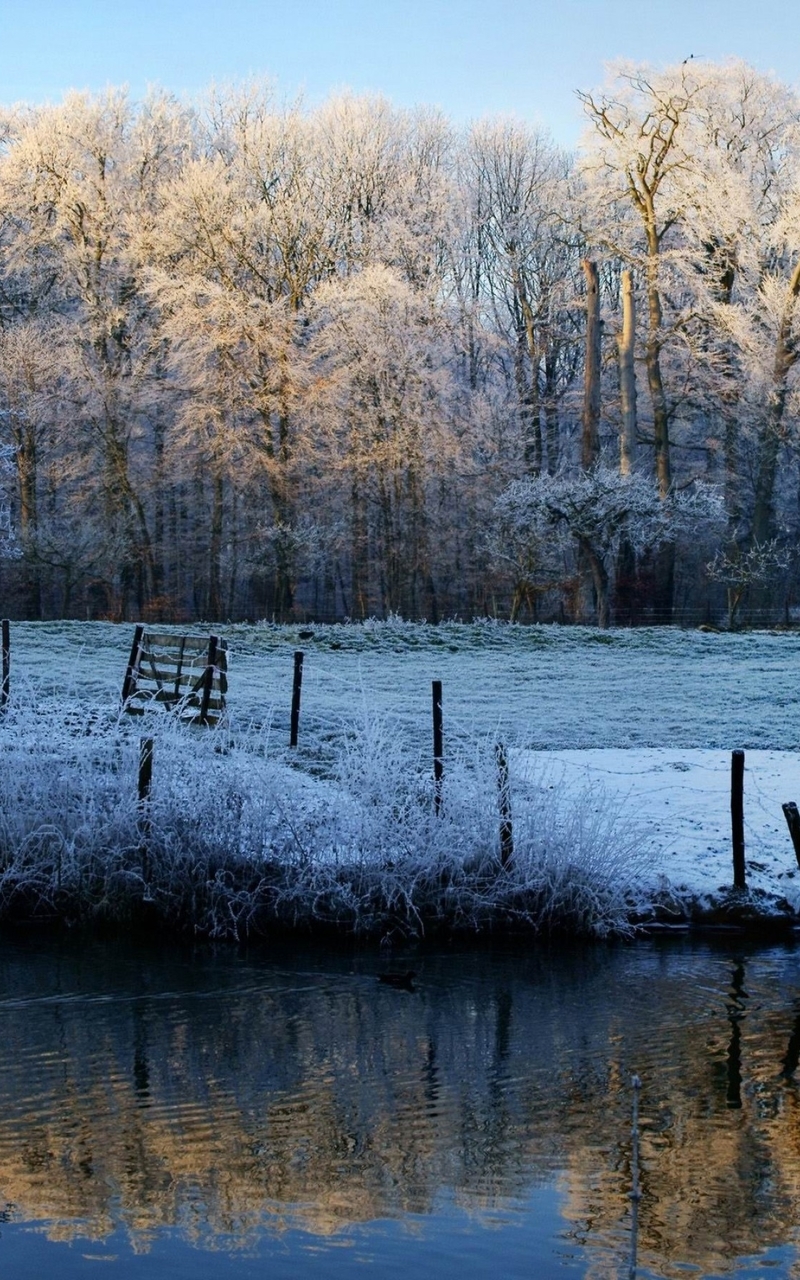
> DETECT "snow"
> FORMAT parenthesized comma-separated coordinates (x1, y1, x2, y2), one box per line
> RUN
(521, 748, 799, 899)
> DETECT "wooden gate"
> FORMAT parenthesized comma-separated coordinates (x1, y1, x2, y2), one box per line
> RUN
(121, 627, 228, 726)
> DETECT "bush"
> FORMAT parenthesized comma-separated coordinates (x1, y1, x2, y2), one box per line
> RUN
(0, 685, 655, 940)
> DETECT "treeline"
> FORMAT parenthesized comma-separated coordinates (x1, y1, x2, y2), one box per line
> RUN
(0, 60, 799, 626)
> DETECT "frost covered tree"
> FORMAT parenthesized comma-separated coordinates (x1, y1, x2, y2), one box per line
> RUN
(459, 120, 583, 476)
(0, 70, 799, 624)
(304, 264, 465, 619)
(0, 89, 192, 616)
(579, 60, 800, 621)
(706, 540, 793, 629)
(495, 469, 723, 627)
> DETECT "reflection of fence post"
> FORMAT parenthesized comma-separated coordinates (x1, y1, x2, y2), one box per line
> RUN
(432, 680, 443, 815)
(495, 742, 514, 868)
(290, 651, 304, 748)
(628, 1074, 642, 1280)
(1, 619, 8, 710)
(138, 737, 153, 879)
(731, 750, 746, 889)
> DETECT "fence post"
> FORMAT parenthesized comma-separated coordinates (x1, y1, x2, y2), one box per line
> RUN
(1, 619, 9, 710)
(138, 737, 153, 804)
(782, 802, 800, 869)
(496, 742, 514, 868)
(290, 651, 304, 747)
(200, 634, 220, 725)
(731, 749, 746, 889)
(122, 623, 144, 705)
(138, 737, 154, 880)
(432, 680, 443, 815)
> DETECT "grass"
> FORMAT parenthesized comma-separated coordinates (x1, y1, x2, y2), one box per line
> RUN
(4, 615, 797, 941)
(0, 675, 654, 940)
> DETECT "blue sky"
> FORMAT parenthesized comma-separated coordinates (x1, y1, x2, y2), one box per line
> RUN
(0, 0, 798, 147)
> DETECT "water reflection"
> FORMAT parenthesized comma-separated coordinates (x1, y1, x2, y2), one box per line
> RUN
(725, 960, 747, 1109)
(0, 938, 800, 1276)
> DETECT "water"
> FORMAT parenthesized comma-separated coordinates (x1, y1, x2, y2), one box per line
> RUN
(1, 936, 800, 1278)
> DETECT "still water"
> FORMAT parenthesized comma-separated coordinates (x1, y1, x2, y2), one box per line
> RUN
(1, 935, 800, 1278)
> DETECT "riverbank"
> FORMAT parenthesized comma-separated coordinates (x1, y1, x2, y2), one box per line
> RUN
(1, 621, 798, 939)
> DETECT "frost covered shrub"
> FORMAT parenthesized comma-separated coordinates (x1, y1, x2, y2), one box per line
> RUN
(0, 685, 653, 939)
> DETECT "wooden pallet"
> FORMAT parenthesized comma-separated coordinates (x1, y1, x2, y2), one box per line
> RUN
(121, 626, 228, 726)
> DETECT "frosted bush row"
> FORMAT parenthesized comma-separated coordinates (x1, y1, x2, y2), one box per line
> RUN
(0, 683, 655, 940)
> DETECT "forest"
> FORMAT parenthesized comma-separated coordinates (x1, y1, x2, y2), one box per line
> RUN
(0, 58, 799, 627)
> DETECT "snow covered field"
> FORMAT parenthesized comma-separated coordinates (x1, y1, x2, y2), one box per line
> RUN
(3, 619, 800, 933)
(523, 748, 800, 901)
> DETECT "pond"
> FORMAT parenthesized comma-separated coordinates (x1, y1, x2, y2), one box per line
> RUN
(1, 934, 800, 1278)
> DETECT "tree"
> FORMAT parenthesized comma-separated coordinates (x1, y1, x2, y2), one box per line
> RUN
(706, 540, 792, 629)
(0, 89, 192, 617)
(495, 468, 723, 627)
(304, 264, 461, 620)
(461, 120, 583, 476)
(580, 61, 800, 620)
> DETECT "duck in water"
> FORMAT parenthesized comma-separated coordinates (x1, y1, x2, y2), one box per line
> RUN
(377, 970, 417, 991)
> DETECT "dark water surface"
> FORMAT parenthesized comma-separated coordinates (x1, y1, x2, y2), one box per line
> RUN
(2, 936, 800, 1278)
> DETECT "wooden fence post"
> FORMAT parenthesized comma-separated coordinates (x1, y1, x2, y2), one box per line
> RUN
(432, 680, 443, 814)
(138, 737, 153, 804)
(782, 802, 800, 869)
(1, 619, 9, 710)
(495, 742, 514, 868)
(731, 749, 746, 889)
(122, 623, 144, 705)
(290, 651, 304, 748)
(199, 634, 219, 725)
(138, 737, 154, 879)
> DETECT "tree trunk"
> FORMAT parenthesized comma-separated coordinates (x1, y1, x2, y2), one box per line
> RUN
(511, 259, 542, 475)
(644, 240, 671, 497)
(152, 409, 165, 607)
(581, 260, 602, 470)
(643, 220, 673, 622)
(350, 471, 368, 619)
(617, 268, 637, 476)
(16, 422, 42, 618)
(751, 258, 800, 546)
(513, 323, 541, 475)
(208, 466, 224, 622)
(544, 349, 560, 475)
(580, 537, 610, 628)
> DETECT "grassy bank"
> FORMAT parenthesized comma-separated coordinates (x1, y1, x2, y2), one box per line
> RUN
(0, 689, 656, 940)
(1, 619, 798, 939)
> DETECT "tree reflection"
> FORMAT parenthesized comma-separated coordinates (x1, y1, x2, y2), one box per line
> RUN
(0, 940, 797, 1276)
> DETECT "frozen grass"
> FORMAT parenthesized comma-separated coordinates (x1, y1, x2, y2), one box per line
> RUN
(8, 616, 800, 748)
(0, 673, 655, 940)
(2, 617, 797, 939)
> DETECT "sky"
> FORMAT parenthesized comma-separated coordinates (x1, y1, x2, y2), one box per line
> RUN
(0, 0, 798, 149)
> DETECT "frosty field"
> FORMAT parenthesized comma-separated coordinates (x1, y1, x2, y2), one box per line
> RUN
(3, 618, 800, 937)
(13, 616, 800, 748)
